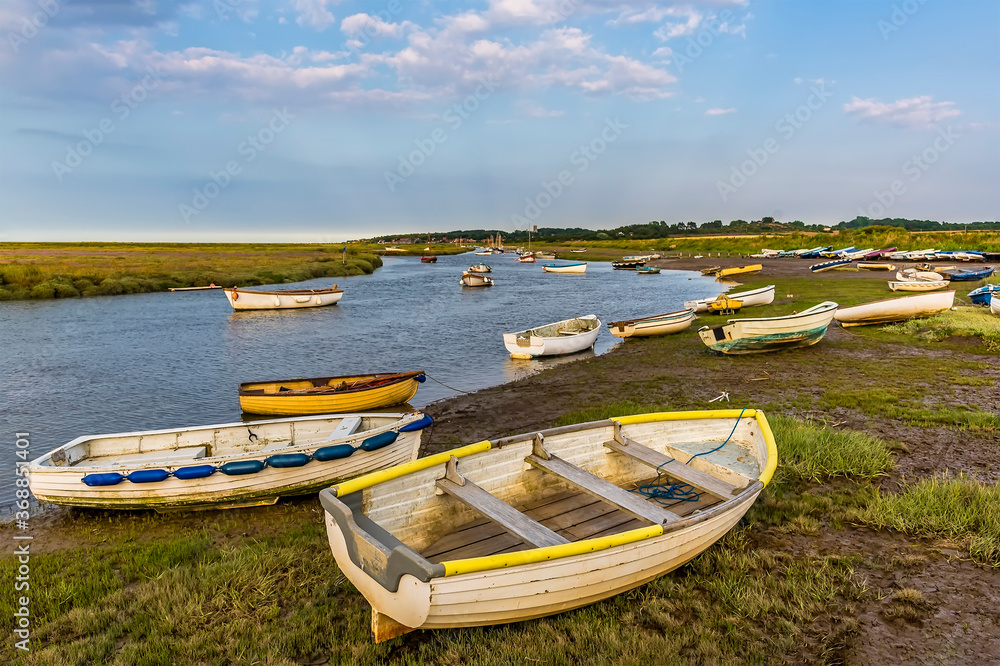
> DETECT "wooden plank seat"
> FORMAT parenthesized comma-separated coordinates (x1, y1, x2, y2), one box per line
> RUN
(75, 445, 208, 468)
(435, 456, 569, 549)
(325, 416, 362, 441)
(525, 434, 680, 526)
(604, 431, 740, 500)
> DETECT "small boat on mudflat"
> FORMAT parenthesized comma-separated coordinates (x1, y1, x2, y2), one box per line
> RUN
(612, 259, 646, 270)
(833, 291, 955, 327)
(991, 295, 1000, 315)
(896, 269, 943, 282)
(716, 264, 762, 278)
(223, 286, 343, 311)
(940, 267, 995, 282)
(460, 272, 494, 288)
(888, 280, 949, 292)
(968, 284, 1000, 306)
(809, 258, 851, 273)
(503, 315, 600, 358)
(28, 412, 432, 511)
(238, 371, 426, 416)
(542, 262, 587, 274)
(856, 262, 896, 272)
(607, 308, 695, 338)
(700, 265, 722, 276)
(320, 409, 776, 642)
(697, 301, 839, 354)
(685, 285, 775, 313)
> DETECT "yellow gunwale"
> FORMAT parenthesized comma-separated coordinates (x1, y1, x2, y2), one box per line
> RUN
(439, 409, 776, 577)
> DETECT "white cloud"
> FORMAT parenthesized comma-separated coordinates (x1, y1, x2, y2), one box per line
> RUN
(291, 0, 337, 31)
(843, 95, 961, 129)
(653, 7, 703, 40)
(652, 46, 673, 60)
(341, 13, 406, 38)
(705, 107, 735, 115)
(518, 100, 564, 117)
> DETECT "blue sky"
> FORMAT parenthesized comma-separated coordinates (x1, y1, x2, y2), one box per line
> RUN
(1, 0, 997, 241)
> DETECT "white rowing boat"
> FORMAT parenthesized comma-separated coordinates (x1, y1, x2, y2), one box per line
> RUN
(887, 280, 949, 292)
(542, 262, 587, 274)
(223, 286, 343, 310)
(503, 315, 601, 358)
(27, 412, 432, 511)
(697, 301, 839, 354)
(459, 272, 494, 287)
(685, 285, 775, 313)
(833, 291, 955, 327)
(607, 309, 695, 338)
(320, 409, 776, 641)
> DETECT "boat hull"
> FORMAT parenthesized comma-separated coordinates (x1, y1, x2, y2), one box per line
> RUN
(809, 259, 851, 273)
(460, 273, 494, 287)
(238, 372, 424, 416)
(856, 262, 896, 271)
(503, 315, 601, 357)
(888, 280, 949, 292)
(969, 285, 1000, 306)
(224, 287, 343, 310)
(608, 309, 695, 338)
(685, 285, 775, 313)
(542, 263, 587, 273)
(697, 302, 838, 354)
(27, 413, 428, 511)
(716, 264, 762, 278)
(991, 295, 1000, 315)
(834, 291, 955, 327)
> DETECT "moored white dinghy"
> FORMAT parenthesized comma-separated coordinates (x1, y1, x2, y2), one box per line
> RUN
(607, 308, 695, 338)
(224, 286, 343, 310)
(834, 291, 955, 327)
(319, 409, 776, 642)
(888, 280, 949, 292)
(685, 285, 775, 313)
(460, 272, 494, 287)
(28, 412, 432, 511)
(503, 315, 600, 358)
(542, 262, 587, 273)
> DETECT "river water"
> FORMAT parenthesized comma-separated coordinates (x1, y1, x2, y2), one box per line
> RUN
(1, 253, 721, 505)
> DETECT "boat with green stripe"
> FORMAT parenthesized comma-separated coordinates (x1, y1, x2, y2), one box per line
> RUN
(697, 301, 838, 354)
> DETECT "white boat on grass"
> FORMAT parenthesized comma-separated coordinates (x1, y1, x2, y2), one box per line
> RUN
(991, 295, 1000, 315)
(319, 409, 776, 642)
(542, 262, 587, 274)
(697, 301, 839, 354)
(223, 286, 343, 310)
(888, 280, 949, 292)
(834, 291, 955, 327)
(503, 315, 600, 358)
(27, 412, 432, 511)
(608, 308, 695, 338)
(685, 285, 775, 313)
(895, 270, 943, 282)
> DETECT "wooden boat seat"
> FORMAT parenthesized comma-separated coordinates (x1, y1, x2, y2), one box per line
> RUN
(75, 445, 208, 468)
(525, 435, 680, 526)
(556, 328, 578, 336)
(325, 417, 363, 441)
(436, 457, 569, 549)
(604, 435, 740, 500)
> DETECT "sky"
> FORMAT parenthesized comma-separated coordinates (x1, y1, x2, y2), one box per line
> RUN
(1, 0, 998, 242)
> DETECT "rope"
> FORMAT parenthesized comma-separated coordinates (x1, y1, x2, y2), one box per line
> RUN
(630, 407, 749, 506)
(423, 373, 472, 394)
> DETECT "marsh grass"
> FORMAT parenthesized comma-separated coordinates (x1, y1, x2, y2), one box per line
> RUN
(852, 474, 1000, 566)
(0, 243, 387, 300)
(878, 306, 1000, 352)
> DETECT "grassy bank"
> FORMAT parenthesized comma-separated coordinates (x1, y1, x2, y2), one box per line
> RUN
(0, 243, 386, 301)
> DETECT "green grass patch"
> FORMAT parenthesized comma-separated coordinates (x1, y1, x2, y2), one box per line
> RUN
(878, 306, 1000, 352)
(768, 415, 894, 483)
(851, 474, 1000, 566)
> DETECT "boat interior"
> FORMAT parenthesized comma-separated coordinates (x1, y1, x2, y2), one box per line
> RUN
(518, 317, 598, 339)
(240, 373, 414, 396)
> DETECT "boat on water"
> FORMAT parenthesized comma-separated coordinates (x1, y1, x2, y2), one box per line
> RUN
(460, 272, 494, 288)
(467, 263, 492, 273)
(169, 284, 221, 291)
(940, 267, 995, 282)
(699, 265, 722, 276)
(856, 262, 896, 272)
(503, 315, 600, 358)
(833, 291, 955, 327)
(888, 280, 949, 292)
(516, 254, 536, 263)
(542, 262, 587, 274)
(612, 259, 646, 270)
(607, 308, 695, 338)
(238, 371, 426, 416)
(420, 256, 438, 263)
(223, 286, 343, 311)
(809, 258, 851, 273)
(968, 284, 1000, 306)
(636, 266, 661, 275)
(685, 285, 775, 313)
(27, 412, 432, 511)
(535, 252, 557, 260)
(697, 301, 839, 354)
(319, 409, 776, 642)
(716, 264, 762, 278)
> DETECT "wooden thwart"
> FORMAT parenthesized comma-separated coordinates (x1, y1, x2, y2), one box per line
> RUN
(436, 457, 570, 549)
(604, 433, 739, 500)
(526, 436, 679, 526)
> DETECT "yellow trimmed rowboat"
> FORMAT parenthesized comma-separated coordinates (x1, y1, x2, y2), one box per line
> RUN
(239, 371, 425, 416)
(321, 409, 776, 641)
(715, 264, 762, 278)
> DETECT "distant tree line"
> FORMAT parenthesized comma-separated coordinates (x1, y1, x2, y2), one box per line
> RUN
(360, 217, 1000, 243)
